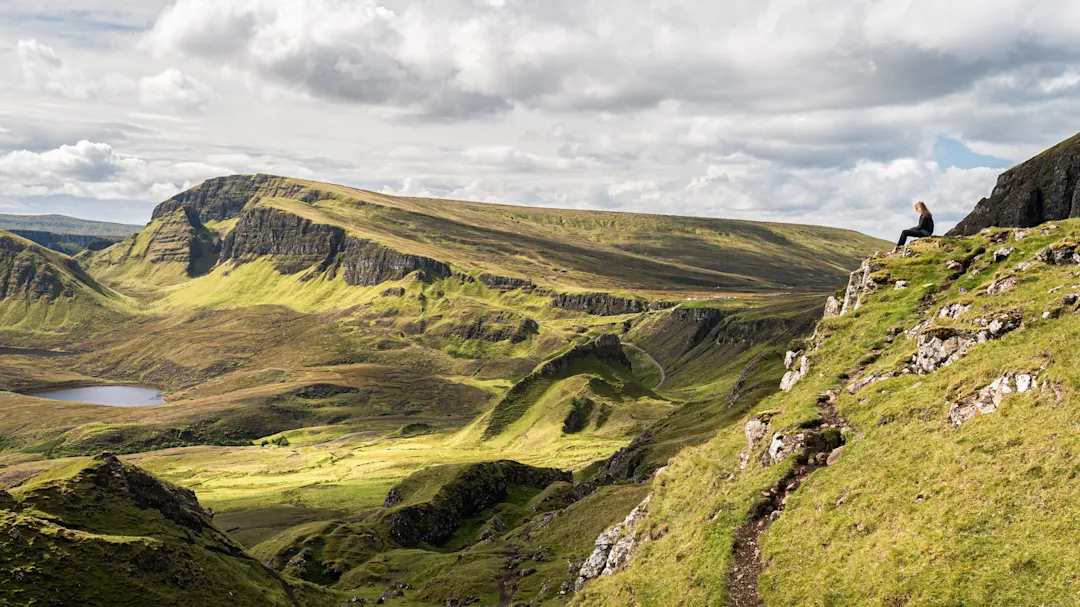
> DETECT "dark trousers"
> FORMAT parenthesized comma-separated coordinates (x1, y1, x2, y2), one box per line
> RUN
(897, 228, 930, 247)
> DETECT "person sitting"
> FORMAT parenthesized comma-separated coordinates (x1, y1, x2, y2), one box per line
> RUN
(897, 201, 934, 248)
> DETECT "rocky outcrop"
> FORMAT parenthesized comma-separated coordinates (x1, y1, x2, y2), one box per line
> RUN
(740, 412, 774, 469)
(552, 292, 647, 316)
(221, 206, 451, 285)
(780, 350, 809, 392)
(0, 235, 73, 301)
(437, 311, 539, 343)
(536, 334, 632, 378)
(840, 259, 881, 315)
(913, 310, 1022, 374)
(949, 132, 1080, 236)
(221, 206, 342, 274)
(153, 174, 335, 223)
(823, 295, 843, 318)
(1036, 239, 1080, 265)
(478, 273, 536, 290)
(384, 461, 570, 547)
(338, 236, 451, 286)
(575, 495, 651, 590)
(949, 371, 1038, 426)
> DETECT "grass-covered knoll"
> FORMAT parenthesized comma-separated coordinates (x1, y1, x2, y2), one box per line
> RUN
(0, 453, 339, 607)
(576, 220, 1080, 606)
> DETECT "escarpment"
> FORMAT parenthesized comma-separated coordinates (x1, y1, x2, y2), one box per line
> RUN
(221, 206, 452, 284)
(0, 234, 74, 301)
(153, 173, 336, 223)
(552, 292, 647, 316)
(950, 132, 1080, 235)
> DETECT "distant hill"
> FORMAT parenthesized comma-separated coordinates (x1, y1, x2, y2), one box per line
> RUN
(135, 174, 888, 293)
(949, 131, 1080, 235)
(0, 214, 142, 238)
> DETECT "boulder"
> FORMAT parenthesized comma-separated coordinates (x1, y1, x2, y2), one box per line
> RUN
(913, 328, 979, 374)
(823, 295, 843, 318)
(993, 247, 1016, 262)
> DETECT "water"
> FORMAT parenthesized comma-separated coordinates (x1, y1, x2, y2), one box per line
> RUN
(29, 386, 165, 407)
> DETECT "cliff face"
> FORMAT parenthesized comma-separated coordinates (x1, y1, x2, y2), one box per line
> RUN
(222, 205, 452, 284)
(552, 292, 648, 316)
(221, 206, 341, 274)
(0, 234, 73, 301)
(949, 132, 1080, 235)
(338, 236, 451, 286)
(152, 174, 334, 223)
(94, 207, 218, 278)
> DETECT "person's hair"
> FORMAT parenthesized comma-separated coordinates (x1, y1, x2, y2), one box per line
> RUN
(915, 201, 932, 217)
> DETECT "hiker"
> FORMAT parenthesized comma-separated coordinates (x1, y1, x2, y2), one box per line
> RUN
(896, 201, 934, 248)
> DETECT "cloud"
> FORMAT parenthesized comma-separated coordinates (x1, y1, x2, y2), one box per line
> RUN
(0, 140, 222, 200)
(17, 38, 97, 98)
(137, 68, 214, 109)
(15, 38, 213, 110)
(143, 0, 1080, 121)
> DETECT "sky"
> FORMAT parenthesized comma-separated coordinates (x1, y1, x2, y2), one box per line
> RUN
(2, 1, 1080, 239)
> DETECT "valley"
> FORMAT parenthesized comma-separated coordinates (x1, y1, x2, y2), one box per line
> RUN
(0, 174, 885, 606)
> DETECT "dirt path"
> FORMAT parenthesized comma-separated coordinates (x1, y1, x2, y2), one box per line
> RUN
(727, 392, 846, 607)
(623, 343, 666, 389)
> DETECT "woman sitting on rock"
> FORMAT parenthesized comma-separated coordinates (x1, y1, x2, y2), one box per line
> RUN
(896, 201, 934, 248)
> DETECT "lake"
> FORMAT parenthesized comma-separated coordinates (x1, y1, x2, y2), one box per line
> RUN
(29, 386, 165, 407)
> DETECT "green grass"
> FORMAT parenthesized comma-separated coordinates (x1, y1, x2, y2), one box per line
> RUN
(577, 221, 1080, 606)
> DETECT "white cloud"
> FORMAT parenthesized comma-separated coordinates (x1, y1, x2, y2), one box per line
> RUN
(17, 38, 97, 99)
(137, 68, 214, 109)
(14, 38, 213, 111)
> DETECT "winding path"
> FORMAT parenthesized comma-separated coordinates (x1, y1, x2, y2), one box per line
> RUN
(623, 343, 666, 389)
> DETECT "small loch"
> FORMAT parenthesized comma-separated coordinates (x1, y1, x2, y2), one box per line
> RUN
(29, 386, 165, 407)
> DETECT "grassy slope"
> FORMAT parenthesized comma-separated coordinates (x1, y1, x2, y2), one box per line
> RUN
(0, 231, 132, 339)
(270, 178, 888, 292)
(576, 221, 1080, 606)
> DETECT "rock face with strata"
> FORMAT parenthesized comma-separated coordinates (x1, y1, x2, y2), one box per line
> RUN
(949, 133, 1080, 235)
(221, 206, 451, 285)
(551, 292, 647, 316)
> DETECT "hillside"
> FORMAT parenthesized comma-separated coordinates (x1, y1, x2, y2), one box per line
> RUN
(0, 213, 141, 238)
(0, 176, 886, 606)
(0, 231, 128, 336)
(574, 220, 1080, 606)
(949, 131, 1080, 235)
(132, 174, 885, 294)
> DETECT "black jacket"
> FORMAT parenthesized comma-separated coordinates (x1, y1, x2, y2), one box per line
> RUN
(915, 215, 934, 234)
